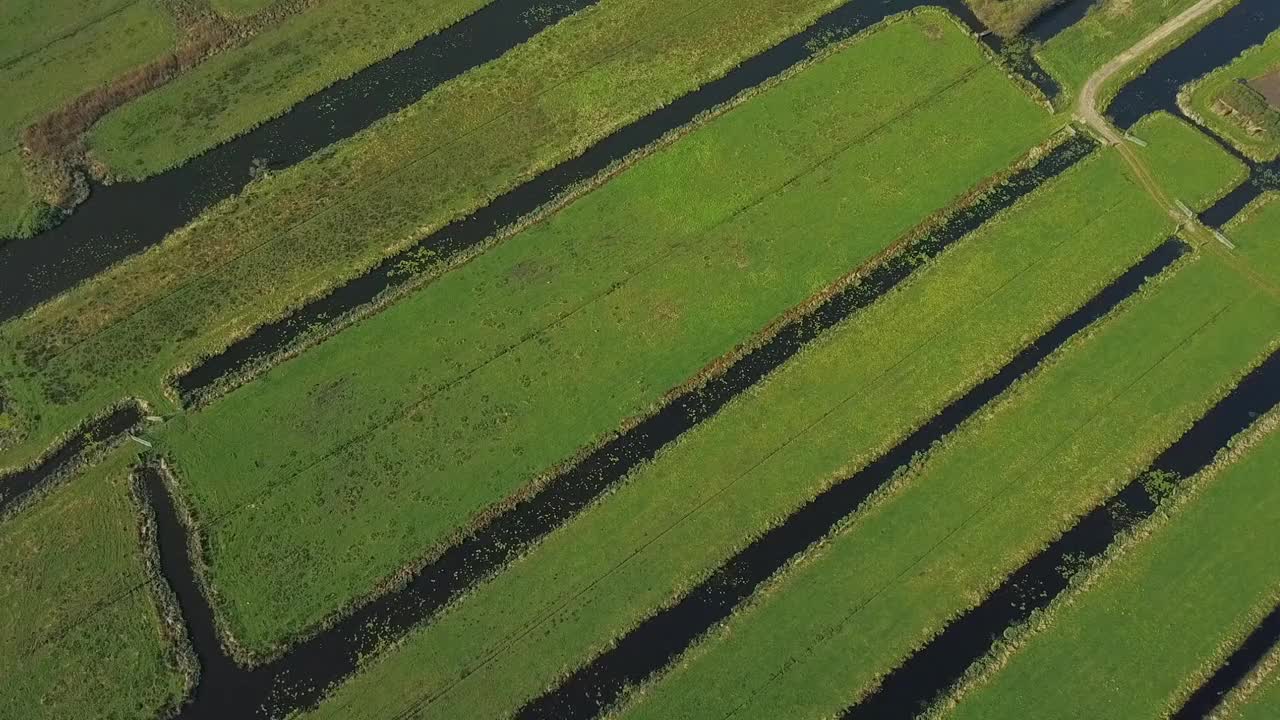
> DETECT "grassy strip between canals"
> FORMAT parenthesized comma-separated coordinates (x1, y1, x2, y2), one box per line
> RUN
(1, 0, 984, 471)
(0, 0, 176, 238)
(0, 444, 186, 719)
(1129, 111, 1250, 212)
(1182, 26, 1280, 162)
(86, 0, 492, 178)
(611, 246, 1280, 716)
(296, 142, 1207, 720)
(1036, 0, 1232, 101)
(936, 410, 1280, 720)
(151, 12, 1056, 658)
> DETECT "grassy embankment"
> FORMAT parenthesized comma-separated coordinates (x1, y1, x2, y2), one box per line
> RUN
(615, 251, 1279, 720)
(927, 195, 1280, 720)
(1129, 111, 1250, 210)
(0, 0, 176, 238)
(0, 0, 974, 472)
(1037, 0, 1240, 103)
(1183, 27, 1280, 161)
(296, 138, 1192, 720)
(85, 0, 494, 179)
(150, 11, 1055, 658)
(0, 444, 185, 719)
(963, 0, 1061, 37)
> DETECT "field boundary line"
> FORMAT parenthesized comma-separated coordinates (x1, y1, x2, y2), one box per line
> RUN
(0, 0, 142, 73)
(719, 299, 1237, 719)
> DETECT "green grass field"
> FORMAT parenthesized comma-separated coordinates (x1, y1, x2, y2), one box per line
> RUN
(964, 0, 1061, 36)
(937, 413, 1280, 720)
(0, 0, 964, 473)
(296, 140, 1198, 720)
(0, 445, 185, 719)
(1038, 0, 1226, 99)
(1184, 27, 1280, 161)
(615, 244, 1280, 719)
(151, 12, 1054, 657)
(0, 0, 176, 238)
(1130, 111, 1249, 211)
(87, 0, 493, 178)
(0, 0, 138, 67)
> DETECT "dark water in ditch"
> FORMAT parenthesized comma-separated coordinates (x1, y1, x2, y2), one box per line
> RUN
(175, 0, 1058, 405)
(0, 0, 603, 320)
(1023, 0, 1098, 44)
(844, 349, 1280, 719)
(0, 403, 141, 515)
(150, 135, 1096, 720)
(515, 239, 1186, 720)
(1173, 601, 1280, 719)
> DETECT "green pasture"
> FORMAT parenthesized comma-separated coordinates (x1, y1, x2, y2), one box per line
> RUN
(616, 244, 1280, 719)
(88, 0, 492, 178)
(0, 0, 137, 67)
(0, 446, 184, 719)
(0, 0, 960, 471)
(1130, 111, 1249, 211)
(939, 415, 1280, 720)
(153, 12, 1053, 656)
(1184, 27, 1280, 161)
(297, 141, 1194, 720)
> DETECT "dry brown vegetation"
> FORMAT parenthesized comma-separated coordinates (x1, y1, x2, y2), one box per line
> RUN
(19, 0, 316, 207)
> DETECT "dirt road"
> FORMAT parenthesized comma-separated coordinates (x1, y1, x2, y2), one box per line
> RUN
(1075, 0, 1232, 145)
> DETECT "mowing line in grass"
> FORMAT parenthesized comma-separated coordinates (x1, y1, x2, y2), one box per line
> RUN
(150, 15, 1054, 658)
(612, 246, 1280, 720)
(935, 396, 1280, 720)
(294, 144, 1206, 720)
(517, 241, 1189, 720)
(848, 349, 1280, 719)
